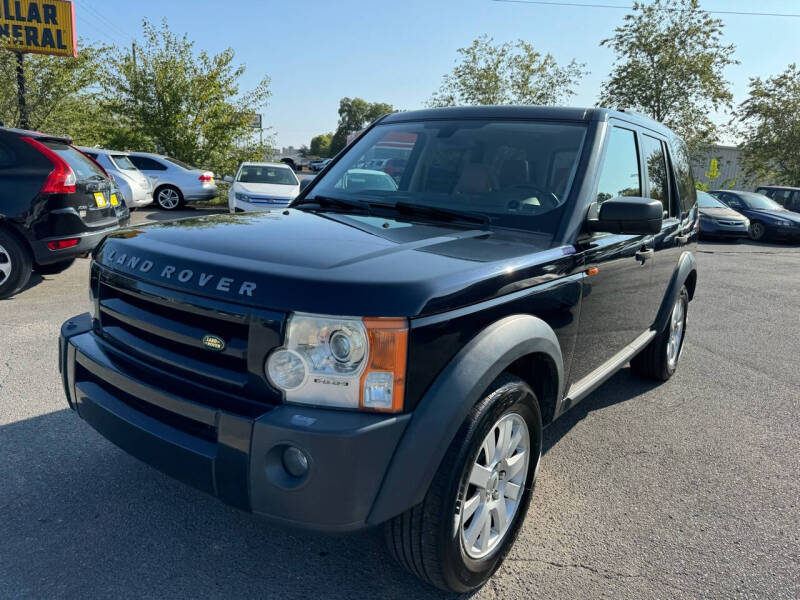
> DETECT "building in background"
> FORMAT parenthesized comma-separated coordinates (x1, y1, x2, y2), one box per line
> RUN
(692, 144, 757, 191)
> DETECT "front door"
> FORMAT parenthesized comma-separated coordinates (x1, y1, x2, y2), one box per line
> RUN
(569, 125, 659, 384)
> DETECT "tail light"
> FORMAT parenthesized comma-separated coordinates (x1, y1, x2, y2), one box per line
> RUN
(47, 238, 80, 250)
(199, 173, 214, 183)
(22, 137, 77, 194)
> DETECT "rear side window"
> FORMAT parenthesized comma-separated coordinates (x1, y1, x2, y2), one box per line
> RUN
(595, 126, 641, 205)
(164, 156, 194, 170)
(668, 136, 697, 215)
(641, 134, 671, 216)
(111, 155, 138, 171)
(129, 156, 167, 171)
(42, 142, 106, 180)
(0, 141, 14, 168)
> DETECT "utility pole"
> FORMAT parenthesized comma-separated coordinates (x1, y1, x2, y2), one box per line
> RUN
(15, 51, 29, 130)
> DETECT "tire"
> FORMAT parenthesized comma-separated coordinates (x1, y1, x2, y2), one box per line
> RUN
(630, 285, 689, 381)
(385, 374, 542, 593)
(749, 221, 766, 241)
(0, 228, 33, 299)
(33, 258, 76, 275)
(155, 186, 184, 211)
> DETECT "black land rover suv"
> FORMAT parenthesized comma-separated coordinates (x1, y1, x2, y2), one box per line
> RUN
(59, 106, 698, 593)
(0, 127, 128, 299)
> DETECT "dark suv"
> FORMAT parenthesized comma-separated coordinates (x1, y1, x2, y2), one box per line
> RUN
(755, 185, 800, 213)
(59, 107, 698, 593)
(0, 127, 128, 298)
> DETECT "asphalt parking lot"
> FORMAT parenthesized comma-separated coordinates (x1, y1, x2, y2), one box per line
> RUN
(1, 214, 798, 598)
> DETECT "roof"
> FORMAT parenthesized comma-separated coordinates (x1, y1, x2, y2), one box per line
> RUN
(379, 105, 673, 135)
(0, 126, 72, 144)
(754, 185, 800, 191)
(240, 161, 292, 168)
(76, 146, 129, 155)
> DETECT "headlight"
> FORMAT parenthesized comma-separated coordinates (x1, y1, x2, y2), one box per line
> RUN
(700, 214, 716, 223)
(775, 219, 791, 227)
(235, 192, 250, 201)
(266, 313, 407, 412)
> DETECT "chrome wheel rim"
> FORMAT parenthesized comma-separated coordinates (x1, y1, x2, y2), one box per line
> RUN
(158, 188, 180, 209)
(666, 296, 685, 369)
(0, 243, 12, 285)
(460, 412, 530, 560)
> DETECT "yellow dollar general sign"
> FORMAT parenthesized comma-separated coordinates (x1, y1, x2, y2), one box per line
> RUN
(0, 0, 77, 57)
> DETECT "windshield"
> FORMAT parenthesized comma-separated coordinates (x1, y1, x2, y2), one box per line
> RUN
(111, 155, 138, 171)
(237, 165, 298, 185)
(44, 142, 106, 180)
(698, 191, 727, 208)
(305, 120, 588, 231)
(737, 192, 783, 210)
(164, 156, 195, 170)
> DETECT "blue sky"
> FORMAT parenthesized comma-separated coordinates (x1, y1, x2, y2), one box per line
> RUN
(74, 0, 800, 148)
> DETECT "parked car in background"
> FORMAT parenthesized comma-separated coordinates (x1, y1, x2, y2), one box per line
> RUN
(0, 127, 125, 298)
(309, 158, 331, 172)
(697, 190, 749, 240)
(337, 168, 398, 192)
(710, 189, 800, 241)
(78, 147, 153, 209)
(127, 152, 217, 211)
(228, 162, 300, 212)
(755, 185, 800, 213)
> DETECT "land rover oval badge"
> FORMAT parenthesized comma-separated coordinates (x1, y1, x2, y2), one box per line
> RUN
(202, 334, 226, 352)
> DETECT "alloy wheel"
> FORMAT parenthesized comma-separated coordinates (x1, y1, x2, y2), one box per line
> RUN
(158, 188, 180, 209)
(750, 222, 765, 240)
(666, 295, 686, 369)
(460, 412, 530, 560)
(0, 243, 12, 285)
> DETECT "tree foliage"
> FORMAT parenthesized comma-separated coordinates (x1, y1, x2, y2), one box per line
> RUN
(329, 97, 394, 156)
(428, 35, 586, 108)
(599, 0, 737, 153)
(309, 132, 333, 157)
(732, 63, 800, 186)
(100, 19, 272, 174)
(0, 43, 107, 141)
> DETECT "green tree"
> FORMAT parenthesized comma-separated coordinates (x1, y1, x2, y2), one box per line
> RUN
(0, 43, 108, 141)
(599, 0, 738, 153)
(428, 35, 586, 108)
(101, 19, 272, 174)
(309, 132, 333, 157)
(329, 97, 394, 156)
(732, 63, 800, 186)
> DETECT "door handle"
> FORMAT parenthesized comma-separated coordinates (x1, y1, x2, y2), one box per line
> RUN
(635, 248, 654, 263)
(676, 235, 690, 244)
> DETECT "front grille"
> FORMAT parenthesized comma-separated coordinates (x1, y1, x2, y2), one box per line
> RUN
(248, 196, 291, 205)
(95, 267, 284, 414)
(718, 219, 745, 227)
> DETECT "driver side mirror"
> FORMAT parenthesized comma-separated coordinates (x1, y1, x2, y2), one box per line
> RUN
(223, 175, 234, 183)
(299, 177, 313, 192)
(586, 197, 663, 235)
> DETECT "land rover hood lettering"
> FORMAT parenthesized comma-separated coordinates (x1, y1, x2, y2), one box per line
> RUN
(103, 248, 257, 297)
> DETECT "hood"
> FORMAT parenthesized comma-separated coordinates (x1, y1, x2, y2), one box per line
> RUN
(235, 182, 299, 198)
(699, 206, 747, 220)
(743, 208, 800, 223)
(96, 209, 572, 317)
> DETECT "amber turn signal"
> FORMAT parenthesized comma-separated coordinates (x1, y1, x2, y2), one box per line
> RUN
(361, 318, 408, 413)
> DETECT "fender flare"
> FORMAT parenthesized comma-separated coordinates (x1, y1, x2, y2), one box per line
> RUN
(367, 314, 563, 525)
(654, 250, 697, 333)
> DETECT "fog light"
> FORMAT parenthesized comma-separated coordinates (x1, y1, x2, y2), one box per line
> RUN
(282, 446, 309, 478)
(362, 371, 394, 410)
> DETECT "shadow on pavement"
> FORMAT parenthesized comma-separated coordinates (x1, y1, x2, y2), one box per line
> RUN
(0, 369, 654, 599)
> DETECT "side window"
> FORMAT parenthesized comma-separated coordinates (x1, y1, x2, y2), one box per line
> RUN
(0, 141, 15, 168)
(595, 126, 641, 205)
(668, 136, 697, 215)
(790, 191, 800, 212)
(725, 194, 745, 210)
(756, 188, 773, 198)
(129, 156, 167, 171)
(640, 134, 671, 216)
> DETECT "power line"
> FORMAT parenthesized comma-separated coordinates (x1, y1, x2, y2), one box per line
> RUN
(490, 0, 800, 18)
(74, 0, 135, 43)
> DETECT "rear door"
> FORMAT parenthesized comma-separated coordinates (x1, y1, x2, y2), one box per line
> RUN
(128, 155, 168, 187)
(569, 124, 658, 384)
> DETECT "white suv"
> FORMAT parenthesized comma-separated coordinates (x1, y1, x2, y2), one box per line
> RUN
(78, 148, 153, 209)
(128, 152, 218, 210)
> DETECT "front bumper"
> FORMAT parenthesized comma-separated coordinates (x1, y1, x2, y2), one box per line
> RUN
(59, 313, 410, 532)
(229, 197, 292, 213)
(699, 220, 749, 238)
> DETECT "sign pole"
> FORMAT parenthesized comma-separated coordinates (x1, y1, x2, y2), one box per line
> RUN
(15, 51, 29, 129)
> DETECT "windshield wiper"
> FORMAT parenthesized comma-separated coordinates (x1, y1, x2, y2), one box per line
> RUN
(388, 201, 490, 227)
(292, 195, 372, 213)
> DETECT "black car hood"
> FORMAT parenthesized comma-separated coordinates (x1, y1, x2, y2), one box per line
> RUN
(96, 210, 573, 317)
(699, 206, 747, 219)
(745, 208, 800, 224)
